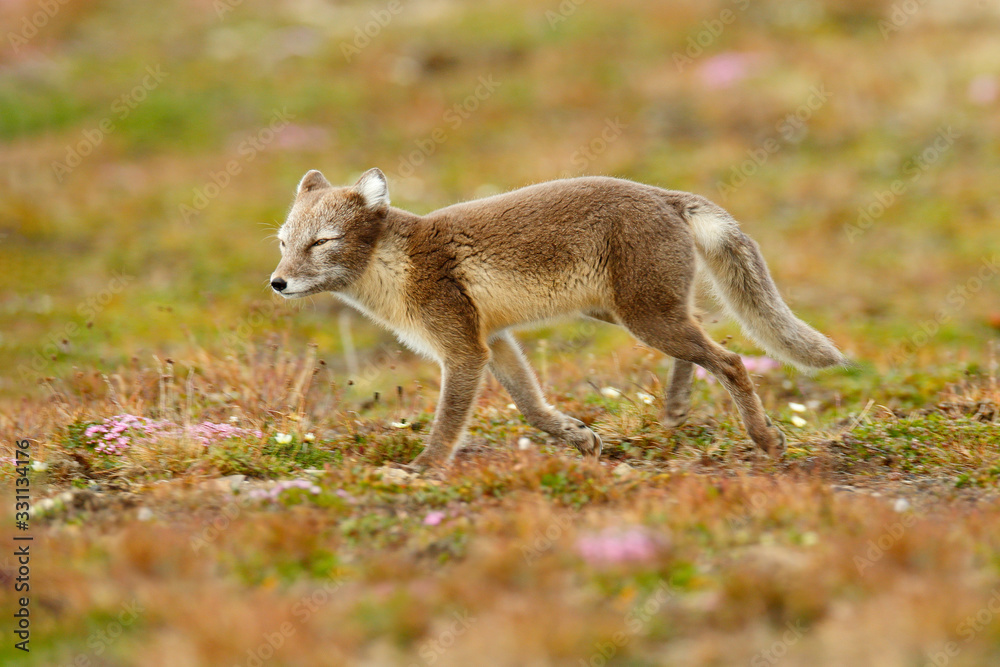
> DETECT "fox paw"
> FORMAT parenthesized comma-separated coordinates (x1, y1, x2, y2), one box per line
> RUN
(405, 449, 450, 473)
(662, 407, 690, 429)
(757, 419, 786, 458)
(563, 418, 603, 459)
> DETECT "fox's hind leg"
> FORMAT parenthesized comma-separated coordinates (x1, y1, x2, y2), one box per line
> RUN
(611, 223, 782, 456)
(663, 359, 694, 428)
(488, 332, 602, 458)
(618, 310, 785, 458)
(663, 309, 714, 428)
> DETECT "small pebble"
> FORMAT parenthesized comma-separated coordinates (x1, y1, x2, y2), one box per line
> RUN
(378, 466, 414, 483)
(613, 462, 634, 478)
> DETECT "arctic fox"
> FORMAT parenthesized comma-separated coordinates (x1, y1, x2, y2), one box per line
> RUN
(270, 169, 845, 468)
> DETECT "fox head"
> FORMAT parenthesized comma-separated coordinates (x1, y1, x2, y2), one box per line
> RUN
(270, 168, 389, 297)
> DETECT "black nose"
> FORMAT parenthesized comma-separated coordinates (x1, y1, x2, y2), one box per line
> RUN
(271, 278, 287, 292)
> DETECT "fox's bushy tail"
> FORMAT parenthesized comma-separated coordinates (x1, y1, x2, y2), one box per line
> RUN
(680, 197, 847, 371)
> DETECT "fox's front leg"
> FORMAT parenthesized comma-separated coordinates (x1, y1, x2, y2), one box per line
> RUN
(408, 351, 488, 471)
(488, 332, 602, 458)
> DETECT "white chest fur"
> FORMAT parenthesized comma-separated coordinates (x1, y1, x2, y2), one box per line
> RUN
(336, 244, 441, 362)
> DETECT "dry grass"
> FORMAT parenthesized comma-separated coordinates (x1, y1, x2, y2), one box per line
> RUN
(2, 340, 999, 665)
(6, 466, 1000, 665)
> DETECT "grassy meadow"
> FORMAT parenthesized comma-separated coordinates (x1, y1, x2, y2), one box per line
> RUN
(2, 0, 1000, 664)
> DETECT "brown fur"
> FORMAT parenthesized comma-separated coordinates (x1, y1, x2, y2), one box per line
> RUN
(270, 169, 846, 468)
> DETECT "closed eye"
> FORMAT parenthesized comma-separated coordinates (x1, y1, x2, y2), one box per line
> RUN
(311, 235, 342, 248)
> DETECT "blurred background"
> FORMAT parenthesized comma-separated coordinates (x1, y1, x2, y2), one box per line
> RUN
(4, 4, 1000, 665)
(2, 0, 999, 401)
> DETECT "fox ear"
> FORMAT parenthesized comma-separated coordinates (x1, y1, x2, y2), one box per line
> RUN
(354, 168, 389, 211)
(297, 170, 331, 194)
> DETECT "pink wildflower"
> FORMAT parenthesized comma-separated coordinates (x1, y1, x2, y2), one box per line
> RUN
(742, 355, 780, 374)
(694, 355, 778, 383)
(423, 511, 446, 526)
(251, 479, 322, 503)
(275, 124, 331, 150)
(576, 527, 660, 566)
(82, 414, 260, 455)
(968, 75, 998, 106)
(697, 52, 760, 89)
